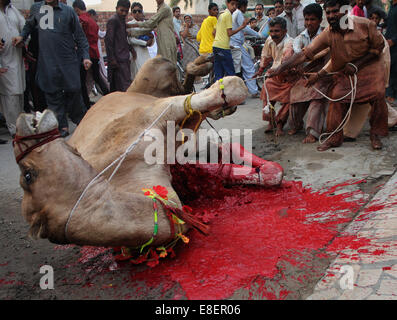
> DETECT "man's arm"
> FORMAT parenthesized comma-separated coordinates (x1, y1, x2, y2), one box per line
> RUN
(341, 21, 385, 75)
(71, 10, 91, 70)
(227, 19, 249, 37)
(243, 25, 259, 37)
(131, 5, 169, 30)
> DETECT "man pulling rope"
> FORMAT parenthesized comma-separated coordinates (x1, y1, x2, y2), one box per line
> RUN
(266, 0, 388, 151)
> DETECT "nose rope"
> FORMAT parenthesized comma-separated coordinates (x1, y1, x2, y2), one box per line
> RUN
(12, 128, 62, 163)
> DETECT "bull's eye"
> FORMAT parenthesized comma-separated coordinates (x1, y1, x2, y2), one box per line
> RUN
(24, 172, 33, 184)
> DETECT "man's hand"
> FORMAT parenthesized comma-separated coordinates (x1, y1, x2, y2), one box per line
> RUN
(303, 72, 319, 87)
(129, 23, 139, 28)
(253, 71, 261, 79)
(83, 59, 92, 70)
(343, 63, 357, 76)
(266, 68, 279, 78)
(146, 38, 153, 47)
(0, 41, 4, 51)
(387, 39, 394, 47)
(0, 68, 8, 74)
(12, 36, 24, 48)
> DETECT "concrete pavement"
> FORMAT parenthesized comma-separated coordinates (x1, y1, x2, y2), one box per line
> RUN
(306, 171, 397, 300)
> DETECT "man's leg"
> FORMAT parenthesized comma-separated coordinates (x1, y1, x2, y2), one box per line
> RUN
(65, 91, 87, 127)
(119, 61, 132, 92)
(108, 67, 117, 93)
(368, 93, 389, 149)
(213, 47, 225, 81)
(220, 48, 236, 77)
(80, 64, 91, 109)
(288, 102, 307, 135)
(275, 103, 290, 136)
(386, 62, 397, 104)
(44, 91, 69, 133)
(240, 47, 258, 95)
(0, 94, 24, 136)
(304, 99, 326, 143)
(318, 101, 349, 151)
(91, 58, 109, 96)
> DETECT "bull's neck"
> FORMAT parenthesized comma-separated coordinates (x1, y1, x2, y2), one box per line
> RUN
(60, 166, 173, 248)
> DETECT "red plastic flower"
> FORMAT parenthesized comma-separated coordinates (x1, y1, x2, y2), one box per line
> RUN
(153, 185, 168, 200)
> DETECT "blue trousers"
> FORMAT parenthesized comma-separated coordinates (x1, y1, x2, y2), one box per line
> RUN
(213, 47, 235, 81)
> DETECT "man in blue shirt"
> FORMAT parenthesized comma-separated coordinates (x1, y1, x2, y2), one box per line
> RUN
(230, 0, 261, 97)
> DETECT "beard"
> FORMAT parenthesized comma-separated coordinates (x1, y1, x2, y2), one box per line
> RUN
(328, 18, 340, 30)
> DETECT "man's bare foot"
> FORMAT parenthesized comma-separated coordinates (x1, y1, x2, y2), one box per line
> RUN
(303, 134, 316, 143)
(264, 123, 275, 133)
(317, 142, 334, 151)
(288, 128, 298, 135)
(275, 124, 284, 137)
(370, 134, 382, 150)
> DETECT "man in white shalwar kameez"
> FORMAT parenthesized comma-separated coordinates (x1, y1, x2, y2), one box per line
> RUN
(127, 3, 153, 81)
(0, 0, 25, 136)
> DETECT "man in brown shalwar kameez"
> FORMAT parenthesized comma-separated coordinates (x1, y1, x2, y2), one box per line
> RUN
(268, 0, 388, 151)
(105, 0, 134, 92)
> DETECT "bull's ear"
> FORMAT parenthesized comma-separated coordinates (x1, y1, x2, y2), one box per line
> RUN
(16, 113, 35, 137)
(36, 109, 58, 134)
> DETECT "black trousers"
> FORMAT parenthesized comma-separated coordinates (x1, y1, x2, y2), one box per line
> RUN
(45, 91, 86, 130)
(80, 58, 110, 107)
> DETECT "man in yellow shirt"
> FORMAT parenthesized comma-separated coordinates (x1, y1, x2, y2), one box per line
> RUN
(212, 0, 249, 81)
(196, 3, 219, 55)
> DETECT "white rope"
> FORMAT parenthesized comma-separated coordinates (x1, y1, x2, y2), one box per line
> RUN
(246, 71, 358, 146)
(64, 101, 174, 239)
(316, 74, 357, 145)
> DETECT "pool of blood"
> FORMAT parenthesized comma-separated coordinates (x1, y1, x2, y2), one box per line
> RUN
(71, 164, 391, 299)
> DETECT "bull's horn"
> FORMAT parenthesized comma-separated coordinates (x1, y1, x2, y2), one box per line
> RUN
(36, 109, 58, 134)
(16, 113, 35, 137)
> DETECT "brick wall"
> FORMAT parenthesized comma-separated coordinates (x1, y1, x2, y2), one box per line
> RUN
(20, 10, 207, 56)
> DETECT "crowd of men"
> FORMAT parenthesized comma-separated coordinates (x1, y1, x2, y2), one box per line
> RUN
(0, 0, 396, 152)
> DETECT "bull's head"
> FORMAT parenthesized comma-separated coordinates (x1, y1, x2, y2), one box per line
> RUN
(13, 110, 94, 244)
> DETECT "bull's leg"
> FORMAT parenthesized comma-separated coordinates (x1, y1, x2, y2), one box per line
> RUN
(192, 142, 283, 187)
(166, 76, 248, 123)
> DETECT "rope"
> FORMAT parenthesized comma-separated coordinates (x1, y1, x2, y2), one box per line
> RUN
(243, 70, 358, 146)
(313, 73, 358, 145)
(179, 93, 202, 144)
(64, 101, 174, 240)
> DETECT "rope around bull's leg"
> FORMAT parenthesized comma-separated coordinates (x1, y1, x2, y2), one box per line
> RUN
(64, 101, 174, 240)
